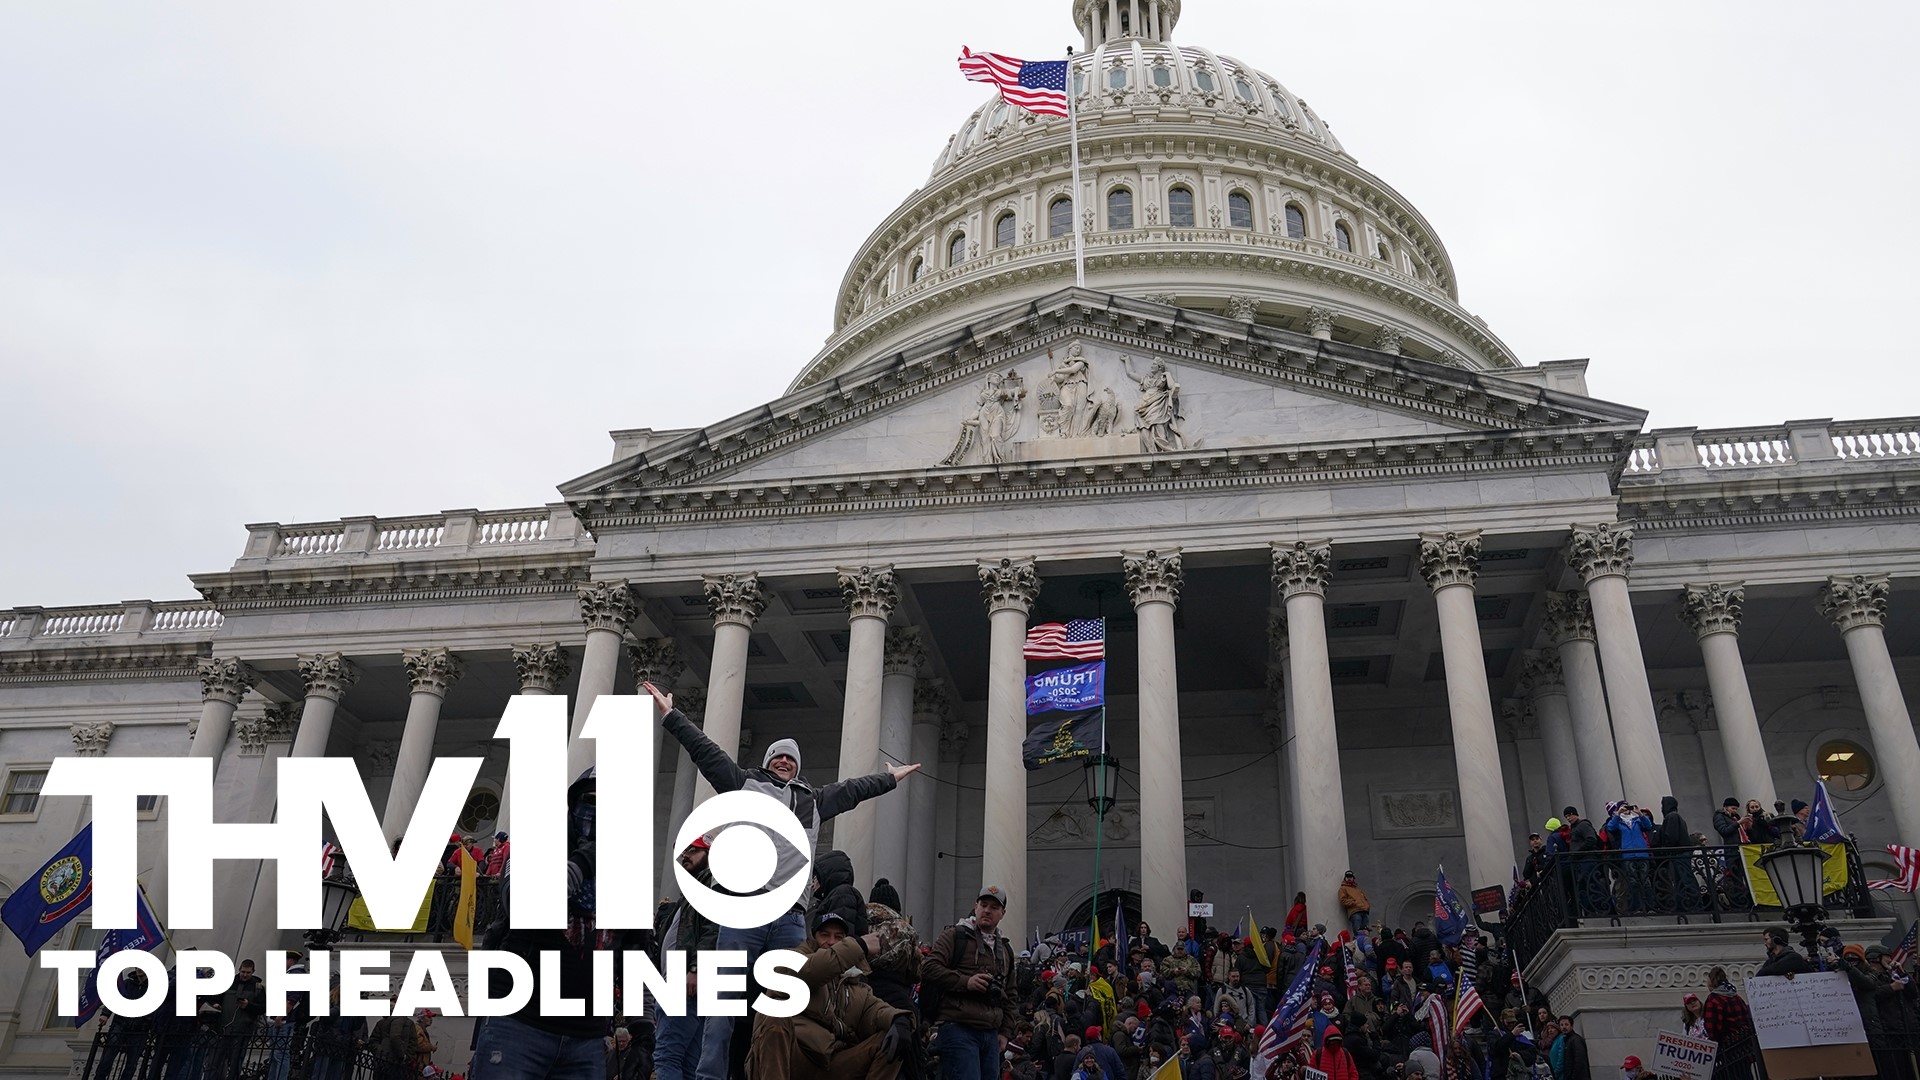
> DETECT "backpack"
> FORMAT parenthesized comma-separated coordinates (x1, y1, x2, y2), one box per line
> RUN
(921, 924, 1009, 1025)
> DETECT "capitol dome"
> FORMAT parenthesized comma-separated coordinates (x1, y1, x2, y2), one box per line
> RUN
(791, 0, 1519, 391)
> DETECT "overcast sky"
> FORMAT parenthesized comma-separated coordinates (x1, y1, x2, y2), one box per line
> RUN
(2, 1, 1915, 607)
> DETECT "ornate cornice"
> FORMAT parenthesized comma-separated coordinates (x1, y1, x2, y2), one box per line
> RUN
(703, 572, 767, 629)
(1621, 480, 1920, 535)
(1122, 549, 1183, 608)
(70, 721, 114, 757)
(1543, 591, 1596, 645)
(1567, 522, 1635, 582)
(624, 638, 682, 689)
(838, 564, 899, 621)
(297, 653, 359, 703)
(402, 647, 464, 699)
(514, 643, 573, 694)
(884, 626, 926, 677)
(192, 556, 592, 612)
(197, 656, 257, 706)
(979, 557, 1041, 615)
(1517, 650, 1564, 696)
(578, 580, 638, 635)
(1679, 583, 1745, 639)
(1820, 574, 1891, 633)
(0, 643, 206, 685)
(1417, 529, 1481, 591)
(1271, 540, 1331, 600)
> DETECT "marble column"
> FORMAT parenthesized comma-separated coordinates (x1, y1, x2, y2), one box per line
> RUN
(501, 644, 572, 830)
(1680, 584, 1775, 807)
(1305, 307, 1336, 341)
(235, 703, 300, 961)
(627, 637, 685, 824)
(934, 719, 969, 923)
(187, 657, 257, 780)
(382, 648, 464, 844)
(905, 680, 947, 927)
(1419, 530, 1515, 891)
(1567, 523, 1672, 803)
(979, 557, 1040, 937)
(1271, 541, 1350, 928)
(1518, 650, 1585, 815)
(659, 690, 706, 902)
(874, 627, 923, 899)
(1820, 575, 1920, 843)
(1125, 549, 1187, 935)
(570, 581, 637, 780)
(290, 654, 357, 760)
(1544, 590, 1623, 812)
(833, 565, 899, 889)
(697, 573, 766, 804)
(1266, 613, 1303, 893)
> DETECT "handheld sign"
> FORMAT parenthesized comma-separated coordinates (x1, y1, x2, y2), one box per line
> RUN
(1744, 972, 1874, 1080)
(1652, 1030, 1717, 1080)
(1188, 903, 1214, 918)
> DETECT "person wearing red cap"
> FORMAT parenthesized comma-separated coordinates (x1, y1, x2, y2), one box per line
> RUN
(1620, 1054, 1646, 1080)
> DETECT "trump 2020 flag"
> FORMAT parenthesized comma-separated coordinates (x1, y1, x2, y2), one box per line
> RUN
(1026, 662, 1105, 715)
(1805, 780, 1846, 843)
(2, 824, 94, 956)
(1433, 864, 1471, 946)
(1023, 709, 1104, 770)
(1251, 939, 1322, 1079)
(73, 886, 166, 1026)
(958, 48, 1070, 118)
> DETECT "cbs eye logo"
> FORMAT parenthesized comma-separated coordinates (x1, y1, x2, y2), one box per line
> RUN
(674, 790, 812, 928)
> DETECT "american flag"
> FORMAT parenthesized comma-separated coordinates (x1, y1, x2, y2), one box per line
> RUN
(321, 841, 339, 878)
(1871, 844, 1920, 892)
(1892, 922, 1919, 970)
(1453, 929, 1484, 1035)
(958, 48, 1071, 118)
(1252, 941, 1321, 1080)
(1025, 619, 1105, 661)
(1425, 992, 1450, 1064)
(1344, 940, 1360, 1000)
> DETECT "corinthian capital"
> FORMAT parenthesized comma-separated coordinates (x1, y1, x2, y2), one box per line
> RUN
(1517, 650, 1565, 697)
(1304, 306, 1337, 338)
(578, 580, 638, 635)
(297, 653, 359, 703)
(838, 565, 899, 621)
(884, 626, 926, 677)
(1543, 591, 1596, 645)
(402, 647, 464, 698)
(1680, 583, 1745, 639)
(197, 656, 257, 706)
(1418, 530, 1482, 591)
(513, 643, 573, 693)
(70, 721, 114, 757)
(1271, 540, 1332, 599)
(703, 573, 767, 629)
(978, 557, 1040, 615)
(914, 679, 952, 723)
(677, 687, 707, 725)
(1123, 549, 1183, 608)
(1567, 523, 1635, 582)
(625, 638, 683, 689)
(1820, 574, 1891, 633)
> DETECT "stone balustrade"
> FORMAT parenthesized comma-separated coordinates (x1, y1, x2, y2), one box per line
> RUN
(240, 504, 584, 564)
(0, 600, 225, 643)
(1622, 416, 1920, 476)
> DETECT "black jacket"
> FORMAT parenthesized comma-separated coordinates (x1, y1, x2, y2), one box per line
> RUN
(1655, 799, 1691, 848)
(1568, 819, 1600, 853)
(1758, 947, 1815, 977)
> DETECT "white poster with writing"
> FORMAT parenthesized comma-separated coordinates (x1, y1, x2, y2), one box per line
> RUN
(1745, 972, 1870, 1048)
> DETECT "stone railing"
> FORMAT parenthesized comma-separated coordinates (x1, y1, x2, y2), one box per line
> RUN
(1622, 417, 1920, 477)
(0, 600, 225, 643)
(240, 504, 584, 564)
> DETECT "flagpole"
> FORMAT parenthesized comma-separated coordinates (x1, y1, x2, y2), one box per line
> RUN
(1067, 46, 1086, 289)
(1090, 704, 1106, 958)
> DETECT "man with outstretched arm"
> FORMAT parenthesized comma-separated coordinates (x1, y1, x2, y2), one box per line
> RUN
(642, 681, 920, 1080)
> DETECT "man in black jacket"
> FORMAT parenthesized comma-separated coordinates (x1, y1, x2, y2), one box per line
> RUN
(1758, 928, 1815, 976)
(1563, 807, 1604, 911)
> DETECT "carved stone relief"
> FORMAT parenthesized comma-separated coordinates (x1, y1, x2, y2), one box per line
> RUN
(938, 342, 1200, 466)
(1030, 797, 1215, 849)
(1369, 786, 1461, 838)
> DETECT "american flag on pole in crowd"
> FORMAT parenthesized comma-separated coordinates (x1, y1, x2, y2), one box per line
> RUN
(1891, 922, 1919, 971)
(1453, 928, 1485, 1035)
(321, 842, 339, 878)
(1871, 844, 1920, 892)
(1344, 940, 1360, 1000)
(1425, 991, 1450, 1064)
(1251, 940, 1322, 1079)
(1024, 619, 1105, 661)
(958, 48, 1071, 117)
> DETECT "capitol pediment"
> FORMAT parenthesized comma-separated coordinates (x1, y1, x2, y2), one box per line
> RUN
(561, 291, 1645, 513)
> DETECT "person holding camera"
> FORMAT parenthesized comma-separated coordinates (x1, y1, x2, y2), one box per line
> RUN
(925, 887, 1020, 1080)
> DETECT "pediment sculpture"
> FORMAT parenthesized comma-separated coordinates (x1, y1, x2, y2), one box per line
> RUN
(940, 370, 1027, 467)
(938, 345, 1186, 466)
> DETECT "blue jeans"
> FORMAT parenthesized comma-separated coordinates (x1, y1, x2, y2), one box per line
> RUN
(473, 1013, 607, 1080)
(1348, 911, 1369, 933)
(935, 1022, 1001, 1080)
(696, 909, 806, 1080)
(656, 1011, 707, 1080)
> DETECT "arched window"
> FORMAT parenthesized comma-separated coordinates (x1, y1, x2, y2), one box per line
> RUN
(1284, 204, 1307, 240)
(1194, 68, 1217, 94)
(1819, 739, 1875, 792)
(1334, 222, 1353, 252)
(1268, 84, 1292, 120)
(995, 212, 1016, 249)
(909, 256, 925, 282)
(1074, 70, 1087, 96)
(1168, 186, 1195, 228)
(1107, 66, 1128, 90)
(1151, 66, 1173, 88)
(1049, 197, 1074, 239)
(1228, 191, 1253, 229)
(1234, 78, 1257, 103)
(949, 232, 968, 267)
(989, 101, 1008, 128)
(1107, 188, 1134, 230)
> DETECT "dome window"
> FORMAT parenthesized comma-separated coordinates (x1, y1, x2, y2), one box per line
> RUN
(1268, 84, 1292, 119)
(1107, 188, 1134, 230)
(1168, 186, 1195, 228)
(989, 101, 1008, 128)
(995, 212, 1016, 249)
(1049, 197, 1075, 239)
(910, 256, 926, 282)
(1377, 241, 1392, 262)
(1819, 739, 1874, 792)
(1152, 66, 1173, 89)
(1285, 204, 1307, 240)
(1234, 78, 1257, 103)
(949, 232, 968, 267)
(1074, 70, 1088, 95)
(1334, 222, 1354, 253)
(1194, 68, 1217, 94)
(1107, 66, 1128, 90)
(1228, 191, 1253, 229)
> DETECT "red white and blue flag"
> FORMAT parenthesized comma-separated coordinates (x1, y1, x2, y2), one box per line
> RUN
(1453, 928, 1485, 1035)
(73, 886, 166, 1026)
(1252, 940, 1321, 1079)
(1024, 619, 1105, 661)
(959, 48, 1071, 117)
(1891, 921, 1919, 970)
(1804, 781, 1846, 843)
(1871, 844, 1920, 892)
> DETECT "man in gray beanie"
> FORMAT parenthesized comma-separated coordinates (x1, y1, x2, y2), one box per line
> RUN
(642, 681, 919, 1080)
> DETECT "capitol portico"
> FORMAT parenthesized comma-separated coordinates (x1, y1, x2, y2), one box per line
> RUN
(3, 1, 1920, 1074)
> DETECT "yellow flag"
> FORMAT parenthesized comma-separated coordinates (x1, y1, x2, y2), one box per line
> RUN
(453, 848, 479, 949)
(1740, 843, 1849, 907)
(348, 885, 433, 933)
(1248, 911, 1269, 967)
(1150, 1053, 1183, 1080)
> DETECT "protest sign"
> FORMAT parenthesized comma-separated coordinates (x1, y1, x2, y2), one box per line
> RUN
(1652, 1030, 1716, 1080)
(1745, 972, 1875, 1079)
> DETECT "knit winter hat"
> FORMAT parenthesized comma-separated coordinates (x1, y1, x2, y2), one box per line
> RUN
(1792, 799, 1809, 813)
(764, 738, 802, 771)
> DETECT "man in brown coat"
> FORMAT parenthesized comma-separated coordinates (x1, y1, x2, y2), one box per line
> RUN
(923, 886, 1020, 1080)
(750, 911, 913, 1080)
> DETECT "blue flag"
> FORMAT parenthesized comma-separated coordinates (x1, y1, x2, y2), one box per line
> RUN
(73, 886, 166, 1026)
(1805, 780, 1846, 843)
(2, 824, 94, 956)
(1026, 662, 1105, 715)
(1433, 864, 1471, 946)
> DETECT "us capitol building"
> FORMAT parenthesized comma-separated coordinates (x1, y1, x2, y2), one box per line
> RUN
(3, 0, 1918, 1071)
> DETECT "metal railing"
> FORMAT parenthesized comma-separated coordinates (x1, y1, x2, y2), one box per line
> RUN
(76, 1024, 407, 1080)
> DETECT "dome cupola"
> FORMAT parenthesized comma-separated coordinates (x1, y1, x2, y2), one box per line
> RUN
(1075, 0, 1181, 47)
